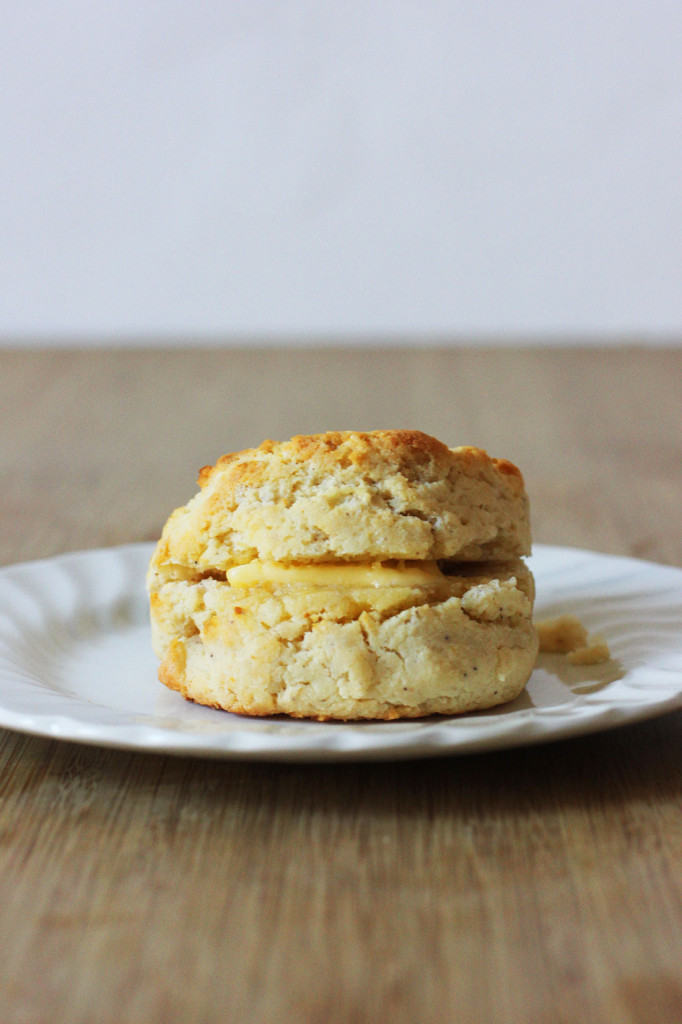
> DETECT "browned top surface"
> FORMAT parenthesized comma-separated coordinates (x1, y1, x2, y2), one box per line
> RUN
(201, 430, 524, 487)
(0, 344, 681, 1024)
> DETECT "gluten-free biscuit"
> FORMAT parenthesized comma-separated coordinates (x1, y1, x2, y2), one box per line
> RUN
(152, 560, 537, 720)
(148, 430, 531, 585)
(148, 430, 537, 720)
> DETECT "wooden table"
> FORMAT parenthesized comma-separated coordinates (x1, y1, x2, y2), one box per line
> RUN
(1, 346, 681, 1023)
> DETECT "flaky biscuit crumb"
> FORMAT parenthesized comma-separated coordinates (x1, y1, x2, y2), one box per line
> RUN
(566, 638, 611, 666)
(536, 614, 611, 664)
(536, 614, 588, 653)
(461, 577, 531, 622)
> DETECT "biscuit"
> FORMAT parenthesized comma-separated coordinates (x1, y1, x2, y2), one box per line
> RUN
(151, 560, 537, 720)
(148, 431, 537, 720)
(148, 430, 531, 584)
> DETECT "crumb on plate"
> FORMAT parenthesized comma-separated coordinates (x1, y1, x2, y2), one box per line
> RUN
(536, 614, 611, 665)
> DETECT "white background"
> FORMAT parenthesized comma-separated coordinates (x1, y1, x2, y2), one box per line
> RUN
(2, 2, 681, 344)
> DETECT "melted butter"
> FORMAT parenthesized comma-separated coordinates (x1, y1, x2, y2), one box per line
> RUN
(225, 559, 444, 589)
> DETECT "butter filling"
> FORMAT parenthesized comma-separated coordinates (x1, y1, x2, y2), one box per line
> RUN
(225, 559, 445, 589)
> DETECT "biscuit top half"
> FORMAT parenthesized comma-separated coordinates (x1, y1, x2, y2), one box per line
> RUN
(149, 430, 531, 583)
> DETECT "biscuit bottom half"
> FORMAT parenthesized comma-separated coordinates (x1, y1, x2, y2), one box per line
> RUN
(149, 560, 538, 721)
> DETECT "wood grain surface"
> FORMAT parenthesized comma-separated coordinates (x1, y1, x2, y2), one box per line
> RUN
(0, 346, 681, 1023)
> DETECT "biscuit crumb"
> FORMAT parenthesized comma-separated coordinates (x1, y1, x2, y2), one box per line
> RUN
(460, 577, 531, 622)
(536, 615, 611, 664)
(536, 614, 588, 653)
(566, 638, 611, 666)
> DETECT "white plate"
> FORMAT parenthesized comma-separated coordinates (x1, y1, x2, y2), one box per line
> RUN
(0, 544, 680, 762)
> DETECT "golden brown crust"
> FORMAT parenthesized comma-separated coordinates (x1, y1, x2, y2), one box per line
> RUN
(200, 432, 525, 489)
